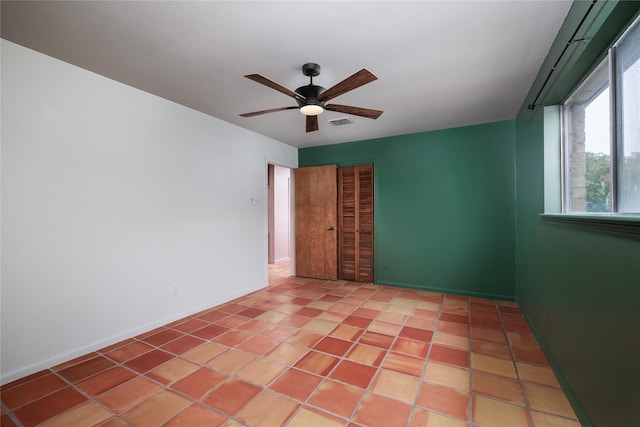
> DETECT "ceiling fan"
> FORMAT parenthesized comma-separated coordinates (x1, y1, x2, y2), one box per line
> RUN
(240, 63, 383, 132)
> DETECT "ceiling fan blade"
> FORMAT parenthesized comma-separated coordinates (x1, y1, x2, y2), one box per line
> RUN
(244, 74, 305, 100)
(240, 106, 298, 118)
(318, 69, 377, 102)
(325, 104, 383, 119)
(306, 115, 319, 132)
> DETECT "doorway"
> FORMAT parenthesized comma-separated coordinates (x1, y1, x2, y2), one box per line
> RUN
(267, 164, 292, 279)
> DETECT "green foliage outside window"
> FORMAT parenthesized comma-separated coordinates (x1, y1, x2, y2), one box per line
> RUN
(585, 152, 611, 212)
(585, 152, 640, 212)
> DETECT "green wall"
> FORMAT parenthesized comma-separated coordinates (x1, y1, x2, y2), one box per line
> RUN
(515, 2, 640, 426)
(300, 2, 640, 425)
(517, 108, 640, 427)
(299, 120, 516, 300)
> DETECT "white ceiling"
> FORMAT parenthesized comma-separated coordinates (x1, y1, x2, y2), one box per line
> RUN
(1, 1, 572, 148)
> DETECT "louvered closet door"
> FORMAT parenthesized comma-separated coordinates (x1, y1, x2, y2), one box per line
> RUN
(338, 165, 374, 282)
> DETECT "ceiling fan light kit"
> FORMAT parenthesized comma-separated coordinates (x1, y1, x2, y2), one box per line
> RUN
(299, 104, 324, 116)
(240, 62, 383, 132)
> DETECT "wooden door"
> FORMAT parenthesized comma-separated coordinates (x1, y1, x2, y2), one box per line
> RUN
(294, 165, 338, 280)
(338, 165, 374, 282)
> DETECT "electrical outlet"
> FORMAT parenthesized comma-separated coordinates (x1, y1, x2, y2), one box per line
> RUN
(170, 285, 178, 296)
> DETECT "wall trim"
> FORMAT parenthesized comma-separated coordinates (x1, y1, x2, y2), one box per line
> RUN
(0, 285, 265, 385)
(518, 303, 593, 427)
(376, 280, 516, 302)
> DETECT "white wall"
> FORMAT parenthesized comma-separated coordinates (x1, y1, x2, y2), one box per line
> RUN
(273, 165, 290, 263)
(0, 40, 298, 383)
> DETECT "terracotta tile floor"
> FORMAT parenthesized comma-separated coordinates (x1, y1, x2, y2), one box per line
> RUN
(1, 262, 581, 426)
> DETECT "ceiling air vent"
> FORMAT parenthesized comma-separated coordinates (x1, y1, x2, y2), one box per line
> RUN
(328, 117, 353, 127)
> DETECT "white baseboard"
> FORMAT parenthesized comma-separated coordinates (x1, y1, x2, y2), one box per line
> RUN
(0, 285, 265, 385)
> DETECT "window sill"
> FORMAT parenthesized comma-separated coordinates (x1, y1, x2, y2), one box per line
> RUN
(540, 214, 640, 238)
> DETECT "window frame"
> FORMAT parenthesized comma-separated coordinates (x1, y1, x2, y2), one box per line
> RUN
(561, 57, 613, 214)
(561, 14, 640, 216)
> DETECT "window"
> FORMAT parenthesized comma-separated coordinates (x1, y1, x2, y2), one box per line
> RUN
(563, 15, 640, 214)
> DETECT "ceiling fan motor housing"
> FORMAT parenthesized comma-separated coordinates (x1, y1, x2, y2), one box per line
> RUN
(295, 84, 326, 110)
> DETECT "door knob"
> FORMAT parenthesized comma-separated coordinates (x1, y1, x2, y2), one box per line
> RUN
(327, 226, 336, 231)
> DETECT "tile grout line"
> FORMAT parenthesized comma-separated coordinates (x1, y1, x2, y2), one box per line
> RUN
(2, 273, 577, 427)
(291, 283, 429, 425)
(496, 302, 538, 427)
(221, 280, 361, 426)
(280, 280, 373, 426)
(1, 400, 23, 427)
(91, 330, 244, 426)
(348, 287, 417, 425)
(0, 285, 291, 426)
(289, 282, 400, 424)
(38, 283, 313, 426)
(162, 280, 330, 426)
(4, 286, 438, 427)
(406, 290, 447, 427)
(466, 299, 520, 425)
(224, 279, 379, 426)
(467, 298, 475, 427)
